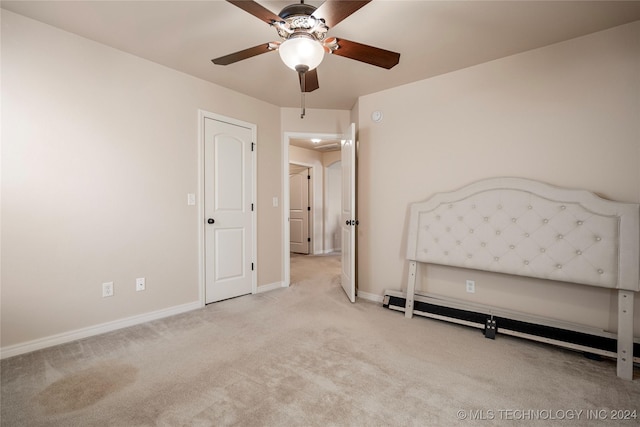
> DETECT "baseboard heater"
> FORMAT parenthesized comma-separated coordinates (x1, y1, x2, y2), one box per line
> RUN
(383, 290, 639, 364)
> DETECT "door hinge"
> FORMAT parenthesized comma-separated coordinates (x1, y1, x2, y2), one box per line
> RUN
(307, 175, 310, 180)
(307, 237, 311, 242)
(251, 262, 255, 271)
(251, 203, 254, 211)
(251, 142, 255, 152)
(307, 206, 311, 211)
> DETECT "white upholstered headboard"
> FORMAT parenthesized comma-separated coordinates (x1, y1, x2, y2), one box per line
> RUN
(403, 177, 639, 379)
(406, 177, 639, 292)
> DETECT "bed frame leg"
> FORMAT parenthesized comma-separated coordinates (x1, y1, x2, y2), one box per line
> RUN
(617, 290, 634, 380)
(405, 261, 417, 319)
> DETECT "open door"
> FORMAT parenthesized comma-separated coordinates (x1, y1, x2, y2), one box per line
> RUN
(340, 123, 357, 303)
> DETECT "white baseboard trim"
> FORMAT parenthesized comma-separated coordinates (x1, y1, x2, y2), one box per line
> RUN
(256, 281, 286, 293)
(0, 301, 202, 360)
(358, 291, 384, 303)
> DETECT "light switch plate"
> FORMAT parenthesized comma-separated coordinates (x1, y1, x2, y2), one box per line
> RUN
(187, 193, 196, 205)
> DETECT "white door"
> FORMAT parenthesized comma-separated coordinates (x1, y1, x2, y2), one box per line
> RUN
(340, 123, 357, 303)
(204, 117, 254, 303)
(289, 168, 310, 254)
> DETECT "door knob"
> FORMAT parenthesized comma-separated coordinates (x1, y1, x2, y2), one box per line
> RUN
(346, 220, 351, 225)
(207, 218, 215, 224)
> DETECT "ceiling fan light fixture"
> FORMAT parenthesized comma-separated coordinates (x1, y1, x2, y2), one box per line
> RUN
(278, 34, 325, 72)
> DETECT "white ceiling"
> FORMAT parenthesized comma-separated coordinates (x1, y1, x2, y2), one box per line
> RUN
(3, 1, 640, 110)
(290, 136, 341, 151)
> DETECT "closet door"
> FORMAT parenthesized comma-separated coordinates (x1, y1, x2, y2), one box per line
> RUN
(290, 168, 310, 254)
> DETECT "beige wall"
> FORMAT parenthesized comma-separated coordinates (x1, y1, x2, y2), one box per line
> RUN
(357, 21, 640, 332)
(325, 160, 342, 253)
(1, 11, 281, 348)
(322, 150, 342, 253)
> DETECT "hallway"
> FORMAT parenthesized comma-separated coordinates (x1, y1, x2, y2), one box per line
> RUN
(290, 253, 341, 287)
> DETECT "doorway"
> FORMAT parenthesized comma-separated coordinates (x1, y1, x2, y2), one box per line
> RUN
(283, 131, 346, 289)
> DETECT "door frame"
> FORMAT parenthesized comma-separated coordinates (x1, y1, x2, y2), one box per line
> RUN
(282, 131, 341, 287)
(198, 110, 257, 306)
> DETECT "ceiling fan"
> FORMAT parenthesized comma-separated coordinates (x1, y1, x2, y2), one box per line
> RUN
(211, 0, 400, 115)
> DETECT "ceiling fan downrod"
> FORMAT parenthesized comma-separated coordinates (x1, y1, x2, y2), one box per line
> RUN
(297, 64, 308, 118)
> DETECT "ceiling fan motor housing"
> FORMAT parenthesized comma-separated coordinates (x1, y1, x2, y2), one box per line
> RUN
(275, 3, 327, 42)
(278, 3, 316, 19)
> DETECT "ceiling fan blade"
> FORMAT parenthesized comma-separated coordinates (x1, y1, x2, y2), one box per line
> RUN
(226, 0, 281, 24)
(212, 43, 275, 65)
(331, 38, 400, 69)
(299, 68, 320, 93)
(312, 0, 371, 29)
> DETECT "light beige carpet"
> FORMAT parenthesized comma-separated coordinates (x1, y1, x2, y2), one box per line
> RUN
(1, 253, 639, 426)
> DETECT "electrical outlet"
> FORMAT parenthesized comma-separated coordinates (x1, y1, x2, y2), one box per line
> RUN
(466, 280, 475, 293)
(102, 282, 114, 297)
(136, 277, 145, 292)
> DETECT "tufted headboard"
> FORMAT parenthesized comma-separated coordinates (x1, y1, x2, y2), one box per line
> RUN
(404, 177, 639, 379)
(406, 177, 639, 291)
